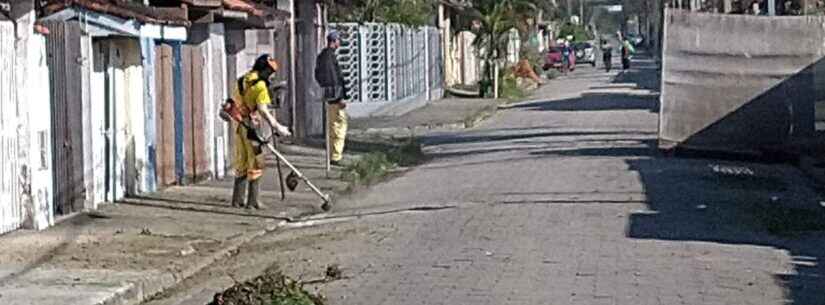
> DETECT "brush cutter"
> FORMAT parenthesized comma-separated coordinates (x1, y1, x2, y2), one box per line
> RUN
(220, 94, 333, 211)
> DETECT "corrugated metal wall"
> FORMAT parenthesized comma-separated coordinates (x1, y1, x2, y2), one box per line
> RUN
(181, 44, 194, 184)
(155, 40, 219, 186)
(0, 21, 22, 234)
(44, 21, 85, 216)
(26, 33, 55, 230)
(141, 38, 158, 193)
(106, 39, 145, 199)
(181, 44, 211, 183)
(660, 10, 823, 152)
(272, 23, 291, 123)
(155, 44, 177, 186)
(0, 15, 54, 234)
(90, 39, 107, 207)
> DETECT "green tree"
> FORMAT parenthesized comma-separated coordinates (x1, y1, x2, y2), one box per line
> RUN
(466, 0, 548, 96)
(327, 0, 436, 26)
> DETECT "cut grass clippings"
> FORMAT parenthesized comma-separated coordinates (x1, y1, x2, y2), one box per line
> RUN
(207, 267, 324, 305)
(545, 69, 561, 80)
(463, 105, 498, 128)
(342, 139, 425, 186)
(500, 75, 528, 101)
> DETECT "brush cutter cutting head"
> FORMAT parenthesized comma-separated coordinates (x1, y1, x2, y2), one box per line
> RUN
(286, 171, 299, 191)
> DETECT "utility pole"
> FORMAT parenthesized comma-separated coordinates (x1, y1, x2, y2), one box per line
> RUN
(294, 0, 324, 138)
(567, 0, 573, 18)
(580, 0, 584, 24)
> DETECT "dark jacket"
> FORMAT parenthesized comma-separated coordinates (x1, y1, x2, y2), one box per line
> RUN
(315, 47, 347, 101)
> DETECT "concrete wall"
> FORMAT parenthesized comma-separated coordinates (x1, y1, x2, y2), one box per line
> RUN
(445, 31, 481, 87)
(659, 9, 825, 152)
(22, 32, 54, 230)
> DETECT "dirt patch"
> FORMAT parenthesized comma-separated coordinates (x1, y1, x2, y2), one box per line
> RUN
(207, 267, 324, 305)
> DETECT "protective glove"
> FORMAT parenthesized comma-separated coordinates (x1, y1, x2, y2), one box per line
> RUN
(273, 122, 292, 137)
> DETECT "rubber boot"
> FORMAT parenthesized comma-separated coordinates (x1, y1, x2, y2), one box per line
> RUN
(231, 176, 248, 208)
(246, 178, 263, 209)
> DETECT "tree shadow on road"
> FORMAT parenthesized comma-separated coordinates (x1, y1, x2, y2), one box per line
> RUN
(421, 129, 654, 146)
(529, 142, 658, 158)
(509, 92, 660, 113)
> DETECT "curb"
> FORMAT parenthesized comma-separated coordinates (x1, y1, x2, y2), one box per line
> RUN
(111, 221, 285, 305)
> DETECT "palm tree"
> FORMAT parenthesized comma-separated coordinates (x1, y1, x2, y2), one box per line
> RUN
(467, 0, 545, 97)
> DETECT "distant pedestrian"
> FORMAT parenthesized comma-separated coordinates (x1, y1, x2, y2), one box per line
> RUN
(315, 31, 348, 167)
(621, 38, 635, 70)
(601, 39, 613, 72)
(561, 40, 572, 75)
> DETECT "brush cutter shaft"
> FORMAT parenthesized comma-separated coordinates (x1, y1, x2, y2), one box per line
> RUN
(264, 143, 331, 204)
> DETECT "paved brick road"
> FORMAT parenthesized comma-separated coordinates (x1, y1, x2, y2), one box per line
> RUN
(150, 56, 825, 305)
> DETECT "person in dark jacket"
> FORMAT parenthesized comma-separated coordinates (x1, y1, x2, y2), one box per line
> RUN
(315, 31, 348, 166)
(601, 39, 613, 72)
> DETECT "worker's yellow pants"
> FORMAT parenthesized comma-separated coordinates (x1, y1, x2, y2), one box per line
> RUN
(234, 125, 265, 180)
(327, 102, 348, 162)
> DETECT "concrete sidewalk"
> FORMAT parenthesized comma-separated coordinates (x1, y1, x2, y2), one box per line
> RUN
(0, 143, 347, 305)
(349, 98, 502, 138)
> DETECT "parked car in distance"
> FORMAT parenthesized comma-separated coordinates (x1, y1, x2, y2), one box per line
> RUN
(572, 42, 596, 67)
(543, 46, 576, 71)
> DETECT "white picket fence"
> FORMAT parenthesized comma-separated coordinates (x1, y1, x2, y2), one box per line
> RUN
(330, 23, 444, 104)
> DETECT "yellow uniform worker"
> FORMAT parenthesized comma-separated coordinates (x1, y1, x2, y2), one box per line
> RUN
(232, 71, 271, 181)
(231, 55, 290, 209)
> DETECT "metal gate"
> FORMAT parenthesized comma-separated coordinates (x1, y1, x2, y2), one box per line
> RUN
(0, 21, 23, 234)
(44, 21, 85, 216)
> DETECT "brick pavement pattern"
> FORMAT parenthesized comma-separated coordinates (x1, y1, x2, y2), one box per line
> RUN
(154, 55, 825, 305)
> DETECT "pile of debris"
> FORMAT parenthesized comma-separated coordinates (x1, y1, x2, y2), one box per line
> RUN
(208, 268, 325, 305)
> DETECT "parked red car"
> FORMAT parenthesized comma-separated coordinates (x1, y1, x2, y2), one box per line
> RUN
(543, 46, 576, 72)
